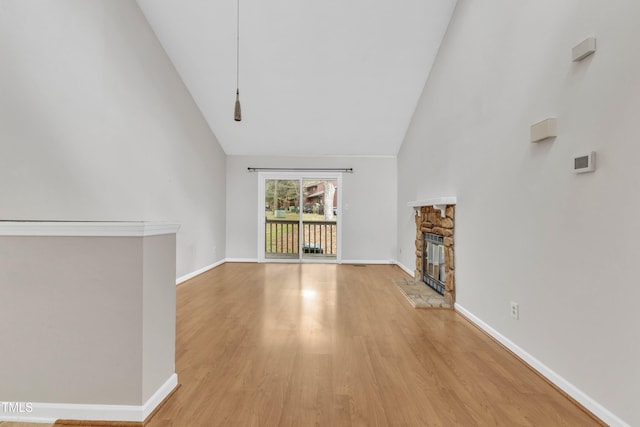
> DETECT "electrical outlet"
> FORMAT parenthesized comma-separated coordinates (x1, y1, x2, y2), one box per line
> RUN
(510, 301, 519, 320)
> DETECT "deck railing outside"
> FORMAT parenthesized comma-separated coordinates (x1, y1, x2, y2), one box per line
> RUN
(265, 219, 337, 257)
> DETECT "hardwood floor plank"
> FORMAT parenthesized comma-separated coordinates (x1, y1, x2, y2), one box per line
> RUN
(145, 263, 603, 426)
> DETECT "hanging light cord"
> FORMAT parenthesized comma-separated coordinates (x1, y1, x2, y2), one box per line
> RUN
(236, 0, 240, 92)
(234, 0, 242, 121)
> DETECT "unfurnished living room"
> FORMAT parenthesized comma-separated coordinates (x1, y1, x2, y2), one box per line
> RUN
(0, 1, 637, 426)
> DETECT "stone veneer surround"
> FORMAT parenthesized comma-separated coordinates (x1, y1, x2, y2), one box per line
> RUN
(415, 205, 455, 305)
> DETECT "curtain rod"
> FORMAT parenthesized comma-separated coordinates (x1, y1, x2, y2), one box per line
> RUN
(247, 167, 353, 173)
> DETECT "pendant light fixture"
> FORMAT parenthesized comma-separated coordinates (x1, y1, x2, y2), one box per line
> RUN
(234, 0, 242, 121)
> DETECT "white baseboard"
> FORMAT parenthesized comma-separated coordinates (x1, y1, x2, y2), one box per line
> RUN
(225, 258, 258, 263)
(141, 373, 178, 420)
(0, 373, 178, 423)
(394, 260, 414, 277)
(341, 259, 394, 265)
(176, 261, 224, 285)
(177, 258, 402, 285)
(454, 304, 629, 427)
(196, 259, 399, 266)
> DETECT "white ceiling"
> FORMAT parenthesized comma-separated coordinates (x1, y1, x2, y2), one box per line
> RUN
(136, 0, 457, 156)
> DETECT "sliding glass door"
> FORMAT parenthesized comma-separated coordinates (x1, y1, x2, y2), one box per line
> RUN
(259, 173, 341, 262)
(264, 178, 301, 259)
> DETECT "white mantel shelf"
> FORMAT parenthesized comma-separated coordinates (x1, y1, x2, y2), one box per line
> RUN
(407, 197, 457, 208)
(407, 197, 457, 218)
(0, 221, 180, 237)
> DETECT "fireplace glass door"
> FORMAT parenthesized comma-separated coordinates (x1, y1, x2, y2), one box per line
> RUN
(423, 233, 445, 295)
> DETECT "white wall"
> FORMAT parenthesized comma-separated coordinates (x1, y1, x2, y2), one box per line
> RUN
(0, 0, 226, 279)
(227, 156, 397, 262)
(398, 1, 640, 426)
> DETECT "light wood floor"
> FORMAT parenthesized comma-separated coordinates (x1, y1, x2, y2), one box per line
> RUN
(144, 263, 602, 426)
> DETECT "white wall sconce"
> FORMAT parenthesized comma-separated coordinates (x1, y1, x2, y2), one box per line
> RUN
(530, 118, 557, 142)
(572, 37, 596, 62)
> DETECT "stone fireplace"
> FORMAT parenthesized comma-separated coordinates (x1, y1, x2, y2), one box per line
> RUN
(410, 200, 456, 305)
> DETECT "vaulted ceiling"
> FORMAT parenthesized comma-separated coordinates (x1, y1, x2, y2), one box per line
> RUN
(136, 0, 457, 156)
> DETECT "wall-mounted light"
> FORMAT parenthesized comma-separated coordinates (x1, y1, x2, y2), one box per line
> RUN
(572, 37, 596, 62)
(530, 118, 557, 142)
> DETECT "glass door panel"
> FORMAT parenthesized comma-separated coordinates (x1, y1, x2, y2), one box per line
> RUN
(301, 179, 337, 260)
(264, 179, 300, 259)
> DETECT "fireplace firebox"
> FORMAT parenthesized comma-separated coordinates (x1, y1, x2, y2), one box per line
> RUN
(423, 233, 445, 295)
